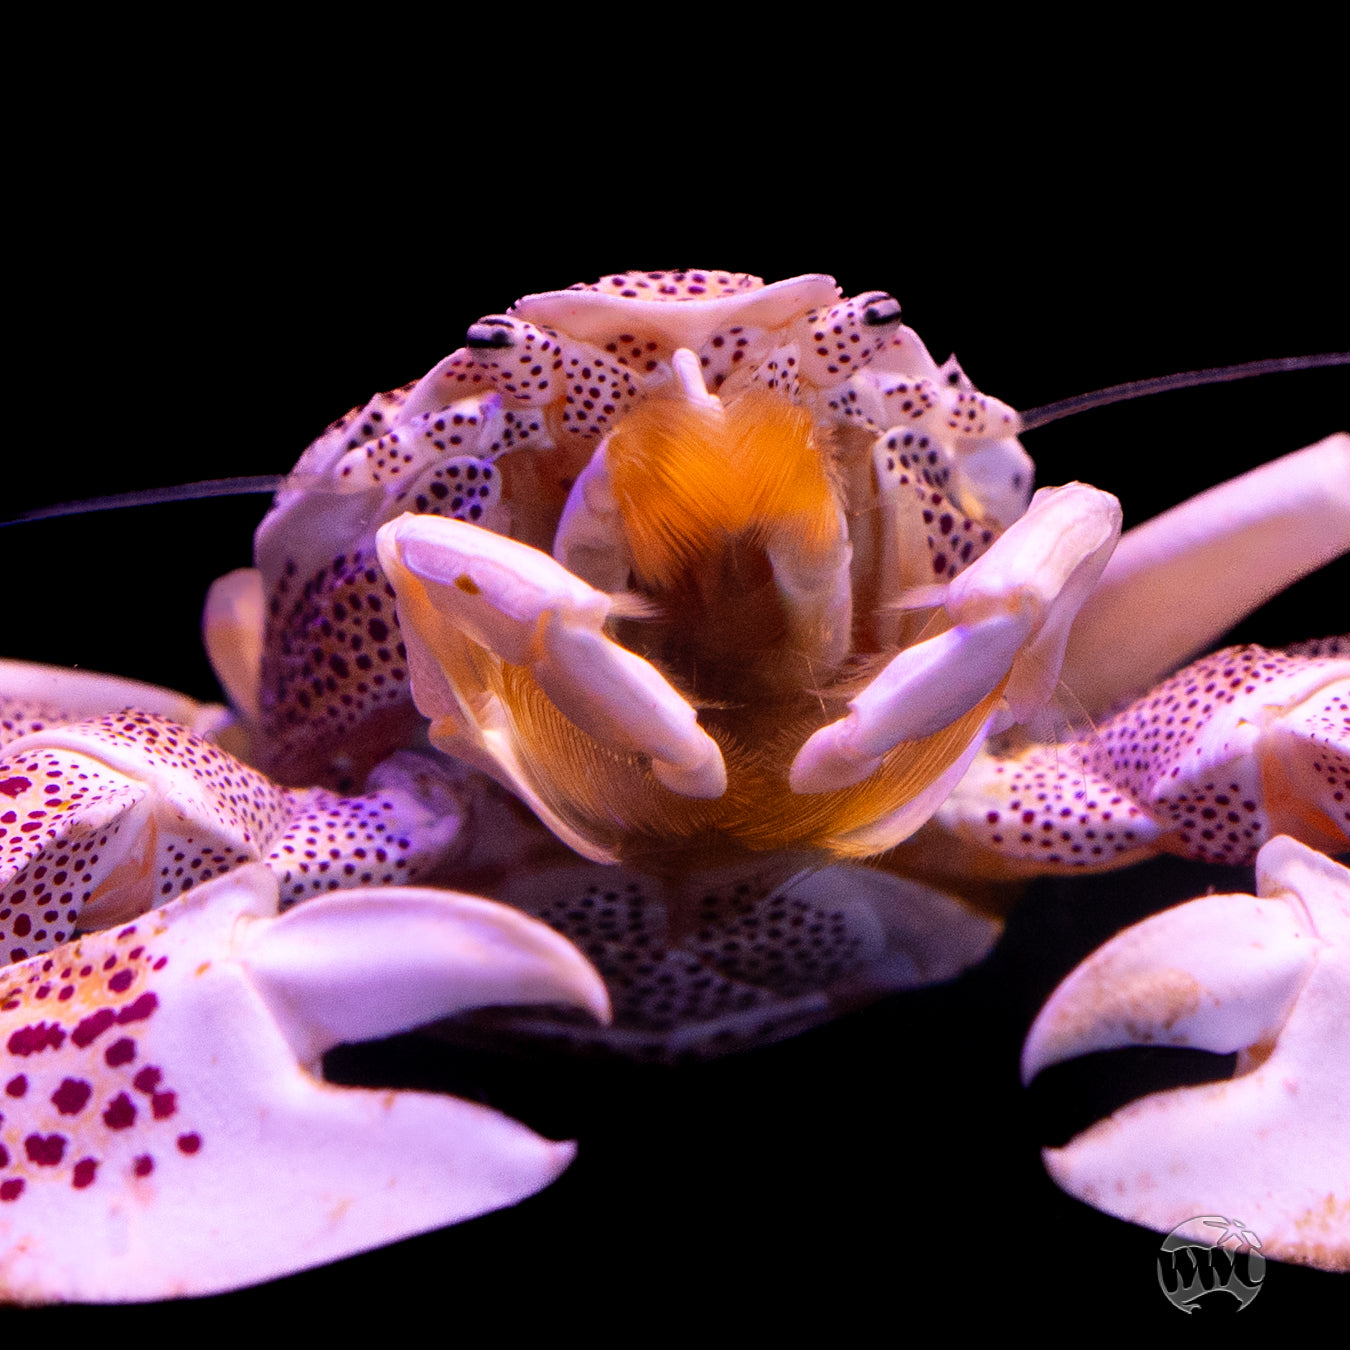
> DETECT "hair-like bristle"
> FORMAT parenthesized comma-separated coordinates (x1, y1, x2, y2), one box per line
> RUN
(724, 390, 842, 563)
(606, 398, 736, 592)
(603, 590, 663, 622)
(604, 389, 851, 707)
(711, 682, 1007, 857)
(606, 389, 842, 594)
(494, 662, 724, 855)
(491, 652, 1006, 864)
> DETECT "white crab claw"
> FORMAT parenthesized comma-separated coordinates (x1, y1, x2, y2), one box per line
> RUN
(790, 483, 1120, 793)
(1022, 835, 1350, 1272)
(0, 864, 608, 1303)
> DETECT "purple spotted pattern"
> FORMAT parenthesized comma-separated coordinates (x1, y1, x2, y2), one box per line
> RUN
(0, 923, 198, 1207)
(950, 643, 1349, 871)
(0, 713, 462, 963)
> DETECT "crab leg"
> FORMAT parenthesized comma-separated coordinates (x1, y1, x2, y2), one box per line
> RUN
(200, 567, 265, 725)
(1061, 434, 1350, 716)
(0, 691, 468, 961)
(0, 659, 231, 744)
(551, 440, 632, 594)
(1022, 835, 1350, 1272)
(0, 864, 608, 1303)
(791, 482, 1121, 793)
(930, 640, 1350, 873)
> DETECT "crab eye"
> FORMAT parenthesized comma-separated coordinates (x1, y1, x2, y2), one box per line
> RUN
(860, 293, 902, 327)
(465, 320, 516, 349)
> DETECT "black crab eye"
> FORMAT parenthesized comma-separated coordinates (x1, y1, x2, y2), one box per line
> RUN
(860, 293, 902, 327)
(466, 318, 516, 349)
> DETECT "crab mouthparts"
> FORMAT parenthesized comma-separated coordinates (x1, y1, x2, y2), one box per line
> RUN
(383, 386, 1009, 866)
(607, 390, 850, 705)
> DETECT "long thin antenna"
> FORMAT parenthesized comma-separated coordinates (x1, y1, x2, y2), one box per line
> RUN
(0, 475, 287, 528)
(1019, 352, 1350, 432)
(3, 352, 1345, 528)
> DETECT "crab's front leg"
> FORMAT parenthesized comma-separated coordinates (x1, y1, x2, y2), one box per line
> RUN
(911, 434, 1350, 876)
(0, 864, 608, 1303)
(1021, 835, 1350, 1271)
(1061, 433, 1350, 716)
(227, 308, 658, 788)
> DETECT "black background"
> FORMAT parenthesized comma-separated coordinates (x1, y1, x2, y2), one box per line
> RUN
(4, 80, 1346, 1329)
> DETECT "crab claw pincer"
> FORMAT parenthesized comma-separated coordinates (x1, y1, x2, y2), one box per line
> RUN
(0, 865, 608, 1303)
(1022, 835, 1350, 1271)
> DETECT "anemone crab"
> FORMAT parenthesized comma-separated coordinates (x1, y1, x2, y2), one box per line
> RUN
(2, 266, 1346, 1314)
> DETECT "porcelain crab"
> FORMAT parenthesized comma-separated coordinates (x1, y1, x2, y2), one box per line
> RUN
(203, 267, 1347, 1033)
(2, 266, 1346, 1306)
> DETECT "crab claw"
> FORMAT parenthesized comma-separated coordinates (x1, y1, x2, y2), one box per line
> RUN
(1022, 835, 1350, 1271)
(0, 864, 609, 1303)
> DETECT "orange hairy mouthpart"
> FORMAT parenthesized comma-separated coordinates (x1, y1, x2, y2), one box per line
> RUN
(493, 662, 1005, 864)
(606, 389, 843, 593)
(605, 390, 849, 705)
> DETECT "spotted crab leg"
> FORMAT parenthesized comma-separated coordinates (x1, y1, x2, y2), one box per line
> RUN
(1061, 434, 1350, 716)
(1022, 835, 1350, 1272)
(0, 676, 469, 961)
(929, 639, 1349, 873)
(0, 863, 608, 1302)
